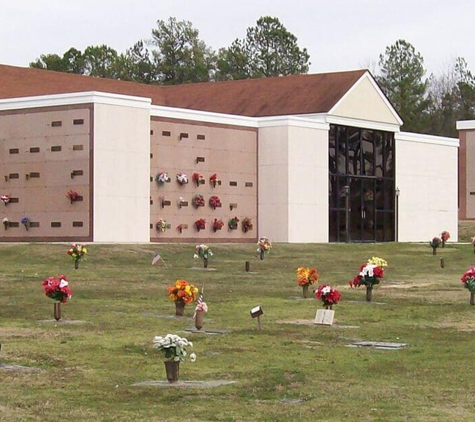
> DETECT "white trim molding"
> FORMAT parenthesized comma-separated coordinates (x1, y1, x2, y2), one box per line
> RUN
(0, 91, 152, 111)
(151, 105, 257, 127)
(456, 120, 475, 130)
(258, 116, 329, 130)
(396, 131, 459, 147)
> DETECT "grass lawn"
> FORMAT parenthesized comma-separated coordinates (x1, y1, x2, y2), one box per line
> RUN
(1, 238, 475, 421)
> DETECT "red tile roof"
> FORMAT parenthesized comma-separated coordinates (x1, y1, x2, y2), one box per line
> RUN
(0, 64, 366, 117)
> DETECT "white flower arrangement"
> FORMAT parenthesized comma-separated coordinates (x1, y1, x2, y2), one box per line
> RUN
(153, 334, 196, 363)
(194, 244, 214, 260)
(156, 172, 171, 185)
(176, 173, 189, 185)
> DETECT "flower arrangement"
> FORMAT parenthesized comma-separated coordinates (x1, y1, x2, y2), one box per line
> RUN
(315, 284, 342, 309)
(153, 334, 196, 363)
(177, 224, 185, 233)
(155, 172, 171, 185)
(192, 172, 205, 186)
(168, 280, 198, 304)
(441, 231, 450, 247)
(209, 195, 222, 209)
(242, 217, 253, 232)
(430, 237, 442, 248)
(42, 275, 72, 303)
(349, 256, 388, 288)
(66, 190, 79, 202)
(2, 217, 8, 230)
(228, 216, 240, 230)
(461, 267, 475, 293)
(156, 218, 168, 232)
(194, 218, 206, 231)
(20, 217, 30, 230)
(209, 173, 221, 187)
(212, 218, 224, 232)
(194, 244, 214, 260)
(192, 194, 205, 208)
(67, 243, 88, 269)
(176, 172, 189, 185)
(257, 237, 272, 254)
(296, 267, 319, 287)
(1, 195, 10, 206)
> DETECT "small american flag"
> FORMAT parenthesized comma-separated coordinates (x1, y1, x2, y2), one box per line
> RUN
(197, 291, 204, 305)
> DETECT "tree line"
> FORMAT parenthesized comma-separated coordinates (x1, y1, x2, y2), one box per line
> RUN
(29, 16, 475, 137)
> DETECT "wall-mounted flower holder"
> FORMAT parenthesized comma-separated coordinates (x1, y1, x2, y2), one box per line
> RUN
(179, 133, 189, 140)
(3, 218, 9, 230)
(209, 174, 221, 188)
(192, 195, 205, 208)
(1, 195, 11, 206)
(4, 176, 8, 182)
(242, 217, 254, 233)
(177, 223, 188, 233)
(195, 219, 206, 232)
(228, 217, 240, 230)
(160, 197, 172, 208)
(66, 190, 80, 204)
(196, 156, 205, 163)
(178, 198, 188, 208)
(156, 219, 171, 232)
(176, 173, 189, 185)
(209, 196, 222, 210)
(192, 173, 205, 186)
(70, 170, 84, 179)
(155, 172, 171, 185)
(213, 219, 224, 232)
(230, 203, 238, 211)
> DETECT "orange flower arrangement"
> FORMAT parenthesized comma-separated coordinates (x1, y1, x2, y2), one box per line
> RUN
(296, 267, 319, 287)
(167, 280, 198, 304)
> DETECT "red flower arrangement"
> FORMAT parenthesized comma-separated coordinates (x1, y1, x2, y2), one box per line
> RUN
(192, 172, 205, 186)
(195, 218, 206, 231)
(209, 195, 222, 209)
(213, 218, 224, 232)
(209, 173, 221, 187)
(349, 257, 387, 288)
(461, 267, 475, 293)
(315, 284, 341, 309)
(42, 275, 72, 303)
(66, 190, 79, 202)
(192, 194, 205, 208)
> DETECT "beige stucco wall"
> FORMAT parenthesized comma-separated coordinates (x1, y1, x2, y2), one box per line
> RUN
(258, 120, 329, 242)
(149, 119, 257, 242)
(331, 74, 401, 126)
(396, 132, 459, 242)
(93, 101, 151, 242)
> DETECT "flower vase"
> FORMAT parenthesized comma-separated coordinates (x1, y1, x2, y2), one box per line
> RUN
(442, 240, 445, 248)
(54, 302, 61, 321)
(3, 222, 7, 231)
(175, 301, 185, 317)
(195, 310, 204, 330)
(325, 304, 333, 310)
(470, 292, 475, 306)
(164, 360, 180, 383)
(432, 247, 437, 255)
(74, 260, 79, 270)
(203, 257, 208, 268)
(302, 285, 309, 298)
(366, 286, 373, 302)
(260, 249, 264, 260)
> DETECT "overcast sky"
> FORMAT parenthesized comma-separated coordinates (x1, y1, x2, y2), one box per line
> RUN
(1, 0, 474, 77)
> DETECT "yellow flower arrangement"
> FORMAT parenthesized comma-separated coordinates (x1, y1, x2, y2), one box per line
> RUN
(296, 267, 319, 287)
(367, 256, 388, 268)
(168, 280, 198, 304)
